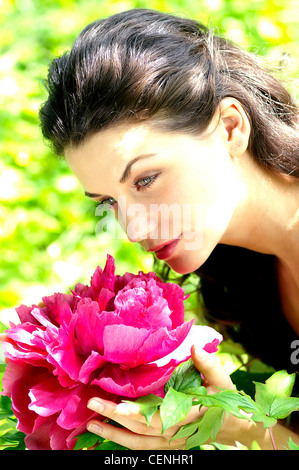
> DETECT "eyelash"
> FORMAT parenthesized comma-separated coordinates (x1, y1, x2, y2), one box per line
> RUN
(96, 174, 160, 207)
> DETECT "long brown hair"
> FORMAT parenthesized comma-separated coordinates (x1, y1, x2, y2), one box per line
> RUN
(39, 9, 299, 372)
(39, 8, 299, 175)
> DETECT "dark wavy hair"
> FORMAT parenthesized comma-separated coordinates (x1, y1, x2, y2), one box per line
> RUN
(39, 9, 299, 374)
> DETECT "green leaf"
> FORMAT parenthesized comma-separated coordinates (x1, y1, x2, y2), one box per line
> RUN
(124, 395, 163, 426)
(185, 408, 224, 449)
(160, 388, 192, 434)
(254, 370, 296, 409)
(164, 359, 202, 394)
(251, 440, 261, 450)
(287, 437, 299, 450)
(95, 440, 128, 450)
(267, 397, 299, 420)
(212, 441, 249, 450)
(0, 418, 16, 436)
(0, 396, 14, 419)
(0, 430, 26, 450)
(266, 370, 296, 397)
(171, 418, 202, 441)
(189, 388, 277, 428)
(73, 431, 101, 450)
(172, 406, 224, 449)
(230, 370, 274, 399)
(254, 370, 299, 420)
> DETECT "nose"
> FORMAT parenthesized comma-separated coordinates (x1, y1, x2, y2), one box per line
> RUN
(120, 202, 158, 243)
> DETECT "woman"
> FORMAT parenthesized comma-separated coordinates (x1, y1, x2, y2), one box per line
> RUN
(38, 9, 299, 449)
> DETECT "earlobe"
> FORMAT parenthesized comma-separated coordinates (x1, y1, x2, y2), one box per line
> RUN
(219, 97, 251, 157)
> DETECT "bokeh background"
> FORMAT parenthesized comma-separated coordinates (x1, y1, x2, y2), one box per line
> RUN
(0, 0, 298, 328)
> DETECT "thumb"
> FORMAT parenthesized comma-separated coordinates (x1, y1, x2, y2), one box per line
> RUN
(191, 345, 234, 390)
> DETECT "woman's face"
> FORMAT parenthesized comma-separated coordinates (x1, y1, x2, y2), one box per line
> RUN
(65, 120, 245, 274)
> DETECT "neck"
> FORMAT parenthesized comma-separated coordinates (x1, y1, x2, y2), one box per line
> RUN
(222, 154, 299, 279)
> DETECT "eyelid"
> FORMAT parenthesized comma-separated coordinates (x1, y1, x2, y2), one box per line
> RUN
(133, 171, 162, 188)
(95, 171, 162, 206)
(95, 197, 116, 207)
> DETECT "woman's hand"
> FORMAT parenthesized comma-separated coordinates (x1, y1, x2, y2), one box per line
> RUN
(86, 346, 237, 450)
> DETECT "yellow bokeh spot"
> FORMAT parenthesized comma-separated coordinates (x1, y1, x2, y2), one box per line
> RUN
(258, 19, 283, 40)
(15, 151, 30, 167)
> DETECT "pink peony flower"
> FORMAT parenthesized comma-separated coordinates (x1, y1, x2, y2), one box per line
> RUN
(1, 254, 222, 450)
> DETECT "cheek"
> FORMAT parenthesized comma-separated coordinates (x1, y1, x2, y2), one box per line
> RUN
(189, 156, 239, 227)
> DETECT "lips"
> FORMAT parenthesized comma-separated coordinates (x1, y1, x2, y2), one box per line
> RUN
(147, 236, 181, 260)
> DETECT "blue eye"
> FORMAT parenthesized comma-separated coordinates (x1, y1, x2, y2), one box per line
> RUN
(95, 173, 160, 208)
(96, 197, 116, 207)
(134, 174, 158, 190)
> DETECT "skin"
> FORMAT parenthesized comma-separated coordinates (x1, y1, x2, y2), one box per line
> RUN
(66, 98, 250, 275)
(2, 99, 299, 448)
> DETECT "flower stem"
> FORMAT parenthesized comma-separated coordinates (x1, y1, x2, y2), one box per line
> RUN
(269, 427, 277, 450)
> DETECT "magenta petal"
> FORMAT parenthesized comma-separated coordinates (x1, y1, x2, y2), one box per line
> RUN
(138, 321, 193, 365)
(6, 366, 49, 434)
(92, 361, 179, 398)
(42, 293, 74, 328)
(103, 324, 151, 365)
(56, 384, 102, 430)
(16, 304, 40, 325)
(152, 325, 223, 366)
(97, 287, 115, 312)
(28, 376, 75, 417)
(1, 360, 33, 398)
(203, 338, 221, 353)
(74, 299, 102, 353)
(7, 322, 44, 347)
(114, 281, 172, 330)
(2, 338, 49, 368)
(49, 422, 74, 450)
(79, 351, 107, 384)
(46, 317, 84, 381)
(158, 281, 186, 328)
(73, 282, 92, 298)
(75, 300, 123, 353)
(91, 255, 115, 298)
(24, 416, 54, 450)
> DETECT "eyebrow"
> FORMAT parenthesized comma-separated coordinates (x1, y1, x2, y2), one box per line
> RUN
(84, 153, 157, 199)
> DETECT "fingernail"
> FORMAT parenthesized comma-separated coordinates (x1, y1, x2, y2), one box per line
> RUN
(194, 345, 207, 361)
(87, 398, 104, 413)
(87, 422, 103, 435)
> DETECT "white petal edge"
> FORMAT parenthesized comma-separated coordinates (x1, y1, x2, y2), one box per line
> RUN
(150, 325, 223, 367)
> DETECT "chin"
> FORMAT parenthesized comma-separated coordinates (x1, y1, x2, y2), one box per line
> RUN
(166, 243, 215, 275)
(165, 256, 201, 275)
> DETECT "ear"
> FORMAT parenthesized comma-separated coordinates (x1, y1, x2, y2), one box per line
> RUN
(218, 97, 251, 157)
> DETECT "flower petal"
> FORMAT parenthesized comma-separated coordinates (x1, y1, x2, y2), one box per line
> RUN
(103, 324, 151, 365)
(28, 376, 74, 417)
(92, 361, 180, 398)
(152, 325, 223, 366)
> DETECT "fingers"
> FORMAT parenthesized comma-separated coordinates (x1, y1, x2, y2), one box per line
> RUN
(87, 419, 186, 450)
(87, 419, 167, 450)
(85, 347, 234, 451)
(87, 398, 151, 435)
(87, 397, 188, 450)
(191, 345, 234, 390)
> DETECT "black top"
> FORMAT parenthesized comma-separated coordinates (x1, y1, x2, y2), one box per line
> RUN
(196, 245, 298, 386)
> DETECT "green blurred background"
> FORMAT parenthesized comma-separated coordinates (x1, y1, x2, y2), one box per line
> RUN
(0, 0, 298, 327)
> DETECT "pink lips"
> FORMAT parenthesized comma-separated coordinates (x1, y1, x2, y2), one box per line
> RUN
(148, 236, 181, 260)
